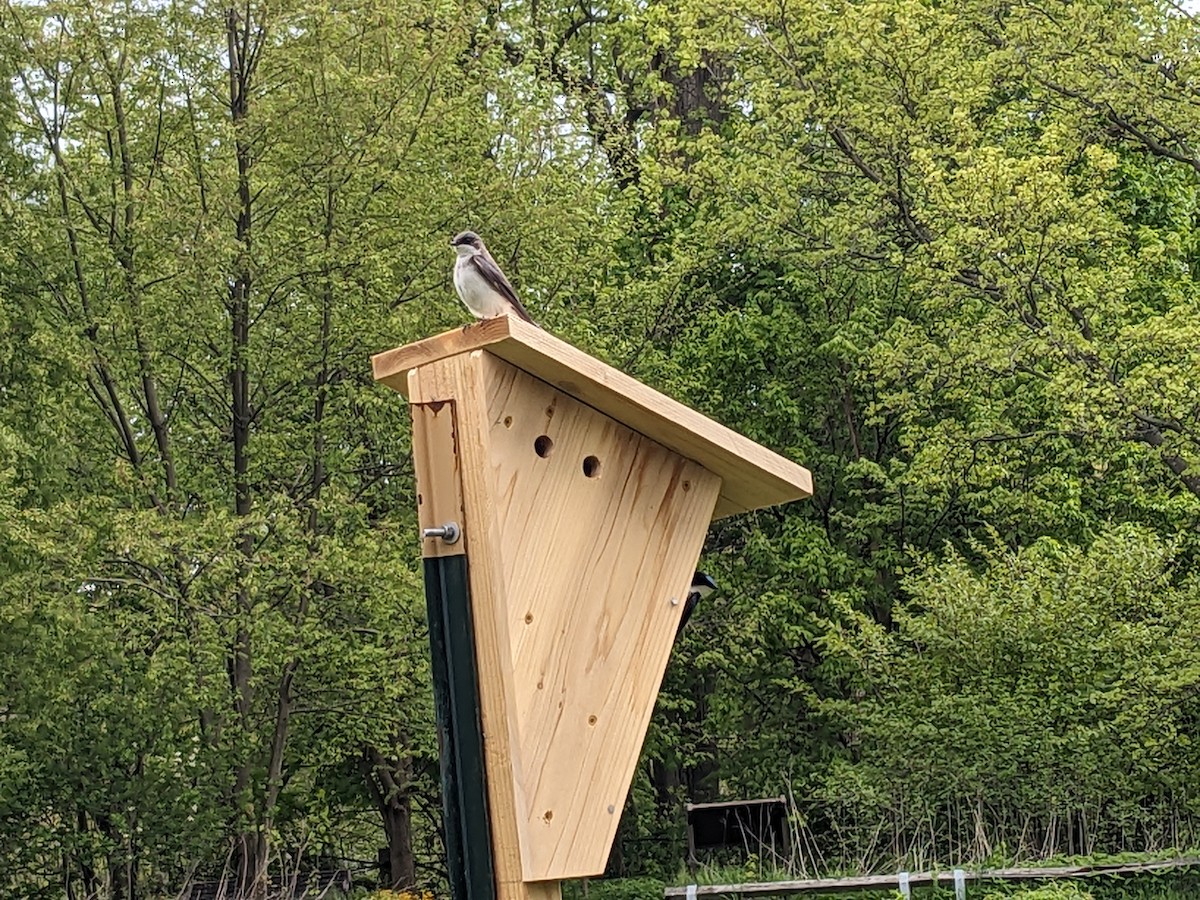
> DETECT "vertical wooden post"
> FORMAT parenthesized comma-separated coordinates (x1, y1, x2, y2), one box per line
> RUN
(411, 355, 559, 900)
(412, 399, 498, 900)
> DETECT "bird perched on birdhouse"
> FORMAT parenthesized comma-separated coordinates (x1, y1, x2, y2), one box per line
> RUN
(451, 231, 537, 325)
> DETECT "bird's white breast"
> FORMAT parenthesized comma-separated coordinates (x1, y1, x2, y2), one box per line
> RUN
(454, 256, 508, 318)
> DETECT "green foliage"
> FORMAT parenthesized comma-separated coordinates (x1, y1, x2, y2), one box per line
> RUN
(607, 0, 1200, 879)
(5, 0, 1200, 893)
(0, 0, 608, 891)
(807, 526, 1200, 863)
(983, 883, 1095, 899)
(562, 878, 668, 900)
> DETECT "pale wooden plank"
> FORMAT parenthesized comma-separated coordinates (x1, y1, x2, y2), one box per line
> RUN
(666, 872, 925, 896)
(372, 318, 812, 518)
(411, 401, 466, 559)
(408, 355, 555, 900)
(373, 317, 512, 394)
(480, 355, 721, 879)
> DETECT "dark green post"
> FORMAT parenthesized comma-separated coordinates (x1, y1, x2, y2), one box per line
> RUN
(424, 554, 496, 900)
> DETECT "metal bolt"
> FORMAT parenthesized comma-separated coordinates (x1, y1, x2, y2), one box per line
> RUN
(422, 521, 461, 544)
(670, 597, 680, 606)
(607, 805, 615, 814)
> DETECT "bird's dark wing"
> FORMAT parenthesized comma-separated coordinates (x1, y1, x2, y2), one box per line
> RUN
(471, 252, 537, 325)
(676, 572, 716, 637)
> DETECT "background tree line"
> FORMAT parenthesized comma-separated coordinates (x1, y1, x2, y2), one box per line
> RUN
(2, 0, 1200, 896)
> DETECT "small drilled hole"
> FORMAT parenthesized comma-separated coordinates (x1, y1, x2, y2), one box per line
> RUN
(588, 714, 597, 726)
(524, 612, 533, 624)
(503, 415, 513, 428)
(582, 455, 601, 478)
(534, 435, 554, 458)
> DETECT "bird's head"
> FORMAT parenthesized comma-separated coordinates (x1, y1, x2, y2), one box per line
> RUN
(451, 230, 483, 258)
(690, 572, 717, 602)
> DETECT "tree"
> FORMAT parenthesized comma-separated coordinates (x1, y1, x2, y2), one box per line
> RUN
(545, 0, 1200, 870)
(1, 0, 613, 894)
(820, 525, 1200, 863)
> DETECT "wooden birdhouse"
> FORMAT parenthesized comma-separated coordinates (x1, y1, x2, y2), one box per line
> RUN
(372, 318, 812, 900)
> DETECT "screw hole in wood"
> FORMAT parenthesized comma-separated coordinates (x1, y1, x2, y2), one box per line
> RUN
(534, 434, 554, 458)
(582, 455, 601, 478)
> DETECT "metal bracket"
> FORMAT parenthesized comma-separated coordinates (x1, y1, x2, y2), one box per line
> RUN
(423, 521, 461, 545)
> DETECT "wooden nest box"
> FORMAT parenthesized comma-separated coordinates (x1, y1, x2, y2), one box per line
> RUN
(372, 317, 812, 900)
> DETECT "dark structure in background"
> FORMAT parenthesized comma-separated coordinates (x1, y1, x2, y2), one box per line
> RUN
(686, 797, 790, 870)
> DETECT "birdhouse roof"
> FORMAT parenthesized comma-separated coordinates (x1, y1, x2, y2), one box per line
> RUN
(372, 317, 812, 519)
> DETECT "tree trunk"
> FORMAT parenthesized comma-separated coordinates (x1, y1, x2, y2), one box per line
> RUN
(73, 808, 100, 900)
(96, 814, 128, 900)
(383, 761, 416, 890)
(226, 5, 265, 896)
(360, 748, 417, 890)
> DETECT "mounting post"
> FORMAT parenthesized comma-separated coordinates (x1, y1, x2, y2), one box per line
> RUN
(424, 553, 494, 900)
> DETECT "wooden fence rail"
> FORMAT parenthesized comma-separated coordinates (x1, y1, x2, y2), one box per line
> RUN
(664, 856, 1200, 897)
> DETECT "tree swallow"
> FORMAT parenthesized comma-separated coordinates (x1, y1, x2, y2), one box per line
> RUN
(677, 572, 717, 636)
(450, 231, 537, 325)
